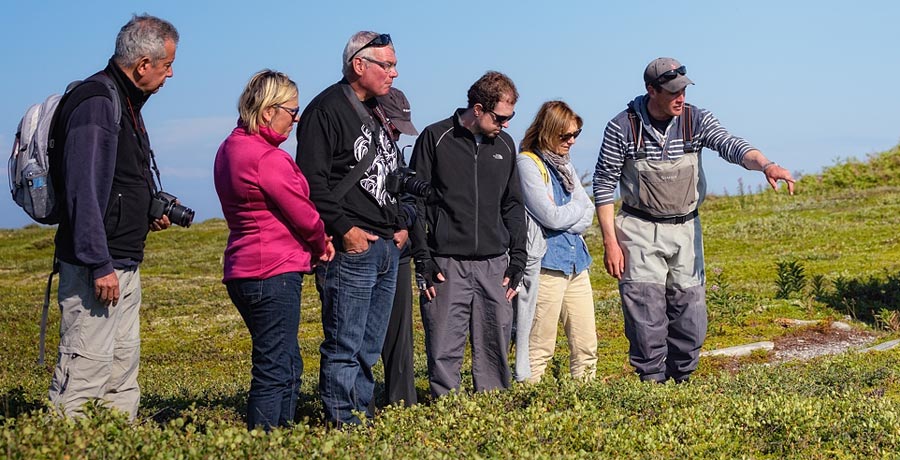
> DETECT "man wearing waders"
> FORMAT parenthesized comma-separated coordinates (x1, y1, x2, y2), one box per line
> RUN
(592, 57, 795, 383)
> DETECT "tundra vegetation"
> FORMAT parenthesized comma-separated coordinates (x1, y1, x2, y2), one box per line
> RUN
(2, 145, 900, 459)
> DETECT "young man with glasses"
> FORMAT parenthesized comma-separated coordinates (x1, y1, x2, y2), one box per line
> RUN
(295, 31, 407, 426)
(409, 71, 527, 397)
(592, 57, 796, 384)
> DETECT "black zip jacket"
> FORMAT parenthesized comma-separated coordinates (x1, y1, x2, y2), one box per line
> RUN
(409, 109, 526, 271)
(54, 61, 154, 279)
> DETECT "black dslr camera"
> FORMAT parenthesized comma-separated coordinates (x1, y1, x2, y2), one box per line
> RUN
(385, 167, 435, 201)
(149, 191, 195, 228)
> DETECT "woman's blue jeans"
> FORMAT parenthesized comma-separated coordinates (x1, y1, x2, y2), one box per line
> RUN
(226, 271, 304, 430)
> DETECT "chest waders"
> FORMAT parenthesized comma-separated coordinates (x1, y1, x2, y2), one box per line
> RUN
(615, 105, 708, 383)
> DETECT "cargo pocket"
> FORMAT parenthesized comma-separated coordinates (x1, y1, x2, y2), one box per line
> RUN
(637, 163, 697, 216)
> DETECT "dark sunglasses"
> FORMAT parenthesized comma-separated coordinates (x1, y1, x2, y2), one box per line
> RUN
(347, 33, 392, 62)
(653, 65, 687, 85)
(486, 108, 515, 125)
(275, 104, 300, 118)
(559, 128, 582, 142)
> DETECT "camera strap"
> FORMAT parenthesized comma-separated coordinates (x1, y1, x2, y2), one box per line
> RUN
(147, 149, 163, 194)
(333, 83, 391, 200)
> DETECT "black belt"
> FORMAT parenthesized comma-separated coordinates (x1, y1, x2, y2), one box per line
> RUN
(621, 204, 698, 224)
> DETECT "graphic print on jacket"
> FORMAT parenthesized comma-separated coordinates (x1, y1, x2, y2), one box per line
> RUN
(354, 122, 398, 207)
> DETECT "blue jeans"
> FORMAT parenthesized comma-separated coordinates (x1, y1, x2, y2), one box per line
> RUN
(318, 236, 399, 425)
(226, 272, 303, 430)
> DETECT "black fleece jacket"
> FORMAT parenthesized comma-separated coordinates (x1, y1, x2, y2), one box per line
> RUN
(54, 61, 155, 279)
(409, 109, 526, 271)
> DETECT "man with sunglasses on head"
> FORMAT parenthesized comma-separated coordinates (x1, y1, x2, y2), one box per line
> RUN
(409, 71, 527, 397)
(295, 31, 407, 426)
(593, 57, 796, 384)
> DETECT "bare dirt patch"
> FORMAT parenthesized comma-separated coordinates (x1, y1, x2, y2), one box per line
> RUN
(771, 325, 876, 363)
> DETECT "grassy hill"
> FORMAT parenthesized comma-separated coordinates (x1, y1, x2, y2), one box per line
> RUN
(2, 146, 900, 458)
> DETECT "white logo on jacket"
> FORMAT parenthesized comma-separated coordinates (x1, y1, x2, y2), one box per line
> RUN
(353, 124, 398, 206)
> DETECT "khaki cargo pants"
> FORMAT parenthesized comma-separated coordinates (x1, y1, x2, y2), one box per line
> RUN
(48, 261, 141, 420)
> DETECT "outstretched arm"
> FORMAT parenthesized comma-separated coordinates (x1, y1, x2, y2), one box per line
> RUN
(741, 149, 795, 195)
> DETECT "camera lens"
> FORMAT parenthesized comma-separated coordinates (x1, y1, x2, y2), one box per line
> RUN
(167, 204, 195, 228)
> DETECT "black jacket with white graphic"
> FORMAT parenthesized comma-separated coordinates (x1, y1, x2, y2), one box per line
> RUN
(295, 80, 404, 239)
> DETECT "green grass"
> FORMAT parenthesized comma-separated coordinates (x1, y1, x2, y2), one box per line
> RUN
(2, 146, 900, 458)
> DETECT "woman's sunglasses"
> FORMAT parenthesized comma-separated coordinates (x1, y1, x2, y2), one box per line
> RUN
(559, 128, 583, 142)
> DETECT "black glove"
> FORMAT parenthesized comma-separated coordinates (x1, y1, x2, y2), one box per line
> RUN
(504, 265, 524, 292)
(414, 258, 443, 290)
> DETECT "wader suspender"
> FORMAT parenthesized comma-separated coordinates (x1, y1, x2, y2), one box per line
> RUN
(622, 104, 699, 225)
(627, 104, 694, 153)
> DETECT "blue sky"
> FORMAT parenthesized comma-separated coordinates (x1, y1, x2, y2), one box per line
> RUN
(2, 0, 897, 229)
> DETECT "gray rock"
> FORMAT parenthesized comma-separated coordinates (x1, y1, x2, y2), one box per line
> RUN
(860, 339, 900, 353)
(781, 319, 820, 327)
(830, 321, 853, 331)
(701, 341, 774, 357)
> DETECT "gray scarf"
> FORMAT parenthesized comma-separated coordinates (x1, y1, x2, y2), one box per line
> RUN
(541, 150, 575, 194)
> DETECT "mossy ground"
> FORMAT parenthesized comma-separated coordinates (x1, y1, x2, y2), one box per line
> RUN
(2, 147, 900, 458)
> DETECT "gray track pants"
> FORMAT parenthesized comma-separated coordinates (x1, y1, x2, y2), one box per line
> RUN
(421, 255, 513, 397)
(616, 213, 707, 382)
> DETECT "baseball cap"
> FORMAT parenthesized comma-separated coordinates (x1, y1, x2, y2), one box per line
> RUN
(643, 57, 694, 93)
(377, 87, 418, 136)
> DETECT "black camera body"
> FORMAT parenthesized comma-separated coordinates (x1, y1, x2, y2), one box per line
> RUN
(385, 167, 434, 201)
(149, 191, 194, 228)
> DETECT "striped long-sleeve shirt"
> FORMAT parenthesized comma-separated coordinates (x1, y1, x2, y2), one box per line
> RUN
(592, 94, 755, 206)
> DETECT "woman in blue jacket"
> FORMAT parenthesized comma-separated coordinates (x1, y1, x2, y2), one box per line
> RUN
(516, 101, 597, 382)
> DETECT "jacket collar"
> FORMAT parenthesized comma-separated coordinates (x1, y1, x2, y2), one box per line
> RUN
(258, 124, 288, 147)
(452, 108, 496, 144)
(106, 59, 151, 111)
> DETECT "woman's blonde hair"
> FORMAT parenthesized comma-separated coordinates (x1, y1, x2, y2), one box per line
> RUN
(519, 100, 583, 154)
(238, 69, 298, 134)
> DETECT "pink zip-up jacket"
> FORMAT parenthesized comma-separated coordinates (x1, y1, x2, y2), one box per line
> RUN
(214, 122, 327, 282)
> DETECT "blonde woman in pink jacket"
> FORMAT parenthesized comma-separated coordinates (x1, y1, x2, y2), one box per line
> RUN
(214, 70, 334, 431)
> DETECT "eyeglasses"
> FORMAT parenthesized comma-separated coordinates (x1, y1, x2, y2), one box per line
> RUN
(347, 33, 392, 62)
(275, 104, 300, 118)
(559, 128, 582, 142)
(360, 56, 397, 72)
(652, 65, 687, 86)
(486, 108, 515, 125)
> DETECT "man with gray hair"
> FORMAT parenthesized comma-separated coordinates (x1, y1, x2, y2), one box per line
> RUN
(295, 31, 408, 426)
(593, 57, 795, 384)
(48, 14, 179, 419)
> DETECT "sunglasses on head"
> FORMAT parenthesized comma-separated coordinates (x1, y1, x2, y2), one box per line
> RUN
(653, 65, 687, 85)
(348, 33, 392, 62)
(559, 128, 582, 142)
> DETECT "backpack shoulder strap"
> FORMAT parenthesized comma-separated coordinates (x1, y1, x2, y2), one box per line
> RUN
(520, 150, 549, 184)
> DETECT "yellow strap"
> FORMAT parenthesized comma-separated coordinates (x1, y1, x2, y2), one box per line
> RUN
(520, 151, 548, 184)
